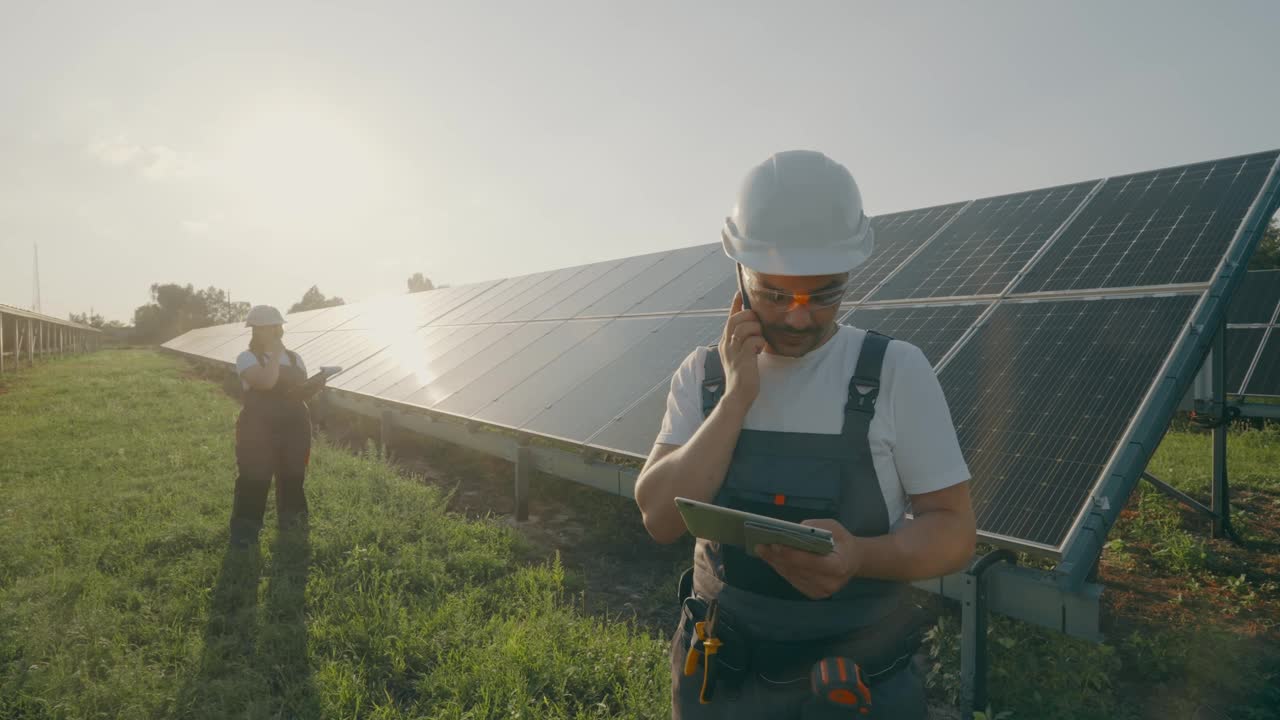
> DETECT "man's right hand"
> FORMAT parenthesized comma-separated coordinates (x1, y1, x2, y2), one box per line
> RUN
(721, 291, 765, 410)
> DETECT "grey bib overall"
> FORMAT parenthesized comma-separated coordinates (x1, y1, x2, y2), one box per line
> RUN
(230, 350, 313, 541)
(669, 331, 928, 719)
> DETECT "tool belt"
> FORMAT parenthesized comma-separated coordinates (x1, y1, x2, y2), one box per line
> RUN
(677, 571, 926, 699)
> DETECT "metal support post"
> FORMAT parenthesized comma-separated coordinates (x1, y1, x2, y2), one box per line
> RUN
(514, 440, 532, 522)
(380, 409, 396, 458)
(1210, 322, 1233, 540)
(961, 549, 1018, 718)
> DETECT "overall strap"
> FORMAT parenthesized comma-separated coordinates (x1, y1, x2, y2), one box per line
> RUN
(845, 330, 891, 422)
(701, 345, 726, 418)
(253, 349, 299, 367)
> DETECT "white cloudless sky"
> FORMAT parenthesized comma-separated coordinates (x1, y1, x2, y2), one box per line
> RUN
(2, 0, 1278, 323)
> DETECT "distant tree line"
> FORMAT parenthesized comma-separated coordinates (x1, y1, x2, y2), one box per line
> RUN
(101, 272, 441, 344)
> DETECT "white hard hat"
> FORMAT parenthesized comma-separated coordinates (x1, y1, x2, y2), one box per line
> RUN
(721, 150, 875, 276)
(244, 305, 286, 327)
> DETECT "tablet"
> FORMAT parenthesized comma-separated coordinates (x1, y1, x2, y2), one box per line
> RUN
(674, 496, 835, 556)
(298, 365, 344, 394)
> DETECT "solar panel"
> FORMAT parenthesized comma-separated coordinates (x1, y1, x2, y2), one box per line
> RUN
(404, 322, 574, 409)
(1228, 269, 1280, 324)
(471, 316, 669, 429)
(346, 325, 493, 399)
(841, 303, 989, 366)
(504, 259, 626, 322)
(464, 267, 591, 325)
(574, 245, 715, 318)
(626, 246, 734, 315)
(284, 305, 364, 333)
(845, 203, 968, 302)
(940, 295, 1198, 549)
(330, 325, 469, 395)
(522, 315, 721, 444)
(376, 324, 520, 403)
(1226, 329, 1267, 396)
(433, 320, 610, 417)
(1013, 151, 1279, 293)
(872, 184, 1095, 301)
(1244, 331, 1280, 397)
(587, 383, 671, 456)
(431, 272, 554, 326)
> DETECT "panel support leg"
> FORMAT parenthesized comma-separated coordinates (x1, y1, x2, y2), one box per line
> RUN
(380, 409, 395, 459)
(514, 441, 532, 523)
(1210, 322, 1235, 541)
(961, 550, 1017, 718)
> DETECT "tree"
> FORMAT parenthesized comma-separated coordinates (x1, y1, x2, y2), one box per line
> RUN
(197, 286, 250, 325)
(69, 310, 105, 328)
(130, 282, 245, 343)
(1248, 219, 1279, 270)
(406, 272, 435, 293)
(289, 286, 345, 313)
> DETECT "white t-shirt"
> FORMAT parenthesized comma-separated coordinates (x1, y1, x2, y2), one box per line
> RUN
(656, 324, 970, 525)
(236, 350, 307, 392)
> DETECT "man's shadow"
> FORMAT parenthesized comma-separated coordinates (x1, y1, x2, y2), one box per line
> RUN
(179, 528, 320, 719)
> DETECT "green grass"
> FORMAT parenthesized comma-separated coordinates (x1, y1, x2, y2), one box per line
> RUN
(0, 351, 668, 719)
(2, 349, 1278, 719)
(922, 421, 1280, 720)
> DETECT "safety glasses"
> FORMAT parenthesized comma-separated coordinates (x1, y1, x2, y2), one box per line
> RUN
(743, 275, 848, 312)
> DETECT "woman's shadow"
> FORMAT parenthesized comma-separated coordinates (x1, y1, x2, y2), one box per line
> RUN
(179, 527, 321, 719)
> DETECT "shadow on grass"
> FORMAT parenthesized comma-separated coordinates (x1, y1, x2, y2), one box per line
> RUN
(178, 528, 320, 719)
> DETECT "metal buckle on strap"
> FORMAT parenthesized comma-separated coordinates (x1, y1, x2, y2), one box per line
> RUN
(847, 376, 879, 415)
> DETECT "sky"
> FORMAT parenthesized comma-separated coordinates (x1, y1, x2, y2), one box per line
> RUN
(2, 1, 1278, 324)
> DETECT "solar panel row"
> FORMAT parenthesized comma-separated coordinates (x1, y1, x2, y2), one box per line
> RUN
(161, 148, 1280, 557)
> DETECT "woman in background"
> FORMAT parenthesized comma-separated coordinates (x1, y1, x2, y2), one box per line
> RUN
(229, 305, 317, 548)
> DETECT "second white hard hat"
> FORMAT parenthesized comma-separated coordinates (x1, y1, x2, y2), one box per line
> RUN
(244, 305, 286, 327)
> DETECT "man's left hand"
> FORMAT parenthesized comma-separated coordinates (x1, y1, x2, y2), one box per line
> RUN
(756, 519, 863, 600)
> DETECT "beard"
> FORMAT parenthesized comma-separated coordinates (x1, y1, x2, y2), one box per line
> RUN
(761, 322, 832, 357)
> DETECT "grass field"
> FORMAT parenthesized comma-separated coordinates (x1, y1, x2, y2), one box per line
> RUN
(1, 349, 1278, 719)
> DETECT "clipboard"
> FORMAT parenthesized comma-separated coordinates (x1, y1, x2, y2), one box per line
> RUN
(674, 496, 835, 556)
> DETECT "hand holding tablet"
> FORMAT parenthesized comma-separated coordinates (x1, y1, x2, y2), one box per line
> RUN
(674, 496, 836, 556)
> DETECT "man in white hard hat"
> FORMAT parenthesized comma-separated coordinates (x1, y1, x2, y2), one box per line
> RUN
(228, 305, 320, 548)
(634, 150, 976, 718)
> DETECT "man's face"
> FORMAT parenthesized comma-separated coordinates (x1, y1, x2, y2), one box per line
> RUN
(743, 271, 848, 358)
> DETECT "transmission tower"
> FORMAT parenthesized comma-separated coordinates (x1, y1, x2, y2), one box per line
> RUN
(32, 243, 42, 313)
